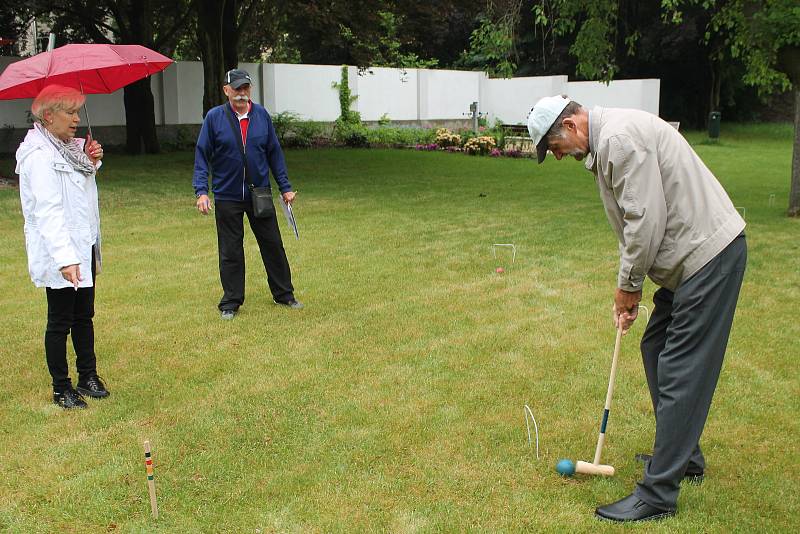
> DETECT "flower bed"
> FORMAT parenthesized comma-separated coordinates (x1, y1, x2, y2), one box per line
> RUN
(415, 128, 532, 159)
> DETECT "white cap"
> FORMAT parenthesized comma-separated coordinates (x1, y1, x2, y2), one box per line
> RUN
(527, 95, 570, 163)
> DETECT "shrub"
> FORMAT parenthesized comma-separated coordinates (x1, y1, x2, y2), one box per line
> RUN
(435, 128, 462, 148)
(272, 111, 326, 148)
(367, 126, 436, 147)
(463, 135, 496, 155)
(415, 143, 438, 151)
(287, 121, 326, 148)
(272, 111, 300, 145)
(334, 116, 369, 147)
(502, 148, 526, 158)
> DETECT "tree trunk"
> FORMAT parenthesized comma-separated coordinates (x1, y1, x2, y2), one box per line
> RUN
(222, 0, 239, 71)
(123, 78, 160, 154)
(709, 58, 721, 114)
(789, 84, 800, 217)
(197, 0, 226, 116)
(120, 0, 161, 154)
(778, 45, 800, 217)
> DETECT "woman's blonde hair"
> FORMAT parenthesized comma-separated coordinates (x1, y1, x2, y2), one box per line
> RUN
(31, 85, 85, 124)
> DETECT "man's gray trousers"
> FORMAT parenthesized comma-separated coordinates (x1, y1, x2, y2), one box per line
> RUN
(634, 234, 747, 510)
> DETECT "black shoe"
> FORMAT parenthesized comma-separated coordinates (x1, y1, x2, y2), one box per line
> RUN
(221, 309, 237, 320)
(77, 375, 110, 398)
(595, 494, 675, 522)
(274, 298, 303, 309)
(53, 388, 88, 409)
(635, 453, 705, 483)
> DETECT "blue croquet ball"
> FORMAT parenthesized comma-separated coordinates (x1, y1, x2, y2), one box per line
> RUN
(556, 459, 576, 477)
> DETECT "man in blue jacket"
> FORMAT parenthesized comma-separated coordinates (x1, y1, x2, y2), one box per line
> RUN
(193, 69, 302, 319)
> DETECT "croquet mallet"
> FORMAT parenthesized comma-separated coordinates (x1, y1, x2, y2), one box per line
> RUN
(575, 325, 624, 477)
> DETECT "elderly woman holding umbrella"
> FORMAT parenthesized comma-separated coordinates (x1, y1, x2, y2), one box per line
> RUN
(15, 84, 110, 409)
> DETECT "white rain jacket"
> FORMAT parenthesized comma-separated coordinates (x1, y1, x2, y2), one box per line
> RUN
(15, 127, 102, 289)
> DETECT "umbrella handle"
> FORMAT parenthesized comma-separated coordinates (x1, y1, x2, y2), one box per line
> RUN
(78, 78, 93, 140)
(82, 102, 93, 141)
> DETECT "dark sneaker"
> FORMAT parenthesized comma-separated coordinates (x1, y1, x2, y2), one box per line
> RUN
(77, 375, 110, 398)
(53, 388, 88, 409)
(274, 298, 303, 309)
(221, 309, 237, 320)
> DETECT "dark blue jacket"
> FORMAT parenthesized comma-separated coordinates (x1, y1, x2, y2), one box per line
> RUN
(193, 102, 291, 201)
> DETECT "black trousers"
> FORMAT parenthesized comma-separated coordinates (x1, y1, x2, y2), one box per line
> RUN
(634, 234, 747, 510)
(214, 199, 294, 311)
(44, 249, 98, 391)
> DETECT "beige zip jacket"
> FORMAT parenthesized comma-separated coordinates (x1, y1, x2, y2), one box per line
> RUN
(585, 107, 745, 292)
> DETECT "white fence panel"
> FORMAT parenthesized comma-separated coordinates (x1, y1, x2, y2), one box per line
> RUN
(353, 67, 418, 121)
(481, 75, 569, 125)
(0, 56, 662, 129)
(566, 79, 660, 115)
(266, 63, 341, 121)
(419, 69, 480, 120)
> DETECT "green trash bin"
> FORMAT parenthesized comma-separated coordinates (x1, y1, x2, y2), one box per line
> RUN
(708, 111, 721, 139)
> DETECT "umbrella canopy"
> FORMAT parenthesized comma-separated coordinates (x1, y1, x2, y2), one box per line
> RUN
(0, 43, 173, 100)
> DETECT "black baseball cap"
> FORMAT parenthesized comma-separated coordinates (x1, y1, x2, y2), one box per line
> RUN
(224, 69, 251, 89)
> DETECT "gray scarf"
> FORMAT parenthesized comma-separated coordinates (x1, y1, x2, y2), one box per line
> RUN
(35, 123, 96, 177)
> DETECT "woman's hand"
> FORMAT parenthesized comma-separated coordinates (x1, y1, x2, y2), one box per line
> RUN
(85, 133, 103, 165)
(60, 264, 82, 289)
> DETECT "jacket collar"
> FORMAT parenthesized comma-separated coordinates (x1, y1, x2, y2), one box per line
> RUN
(585, 107, 604, 172)
(16, 126, 70, 168)
(16, 126, 90, 190)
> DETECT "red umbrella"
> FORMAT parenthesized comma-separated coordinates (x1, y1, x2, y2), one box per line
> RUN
(0, 43, 173, 99)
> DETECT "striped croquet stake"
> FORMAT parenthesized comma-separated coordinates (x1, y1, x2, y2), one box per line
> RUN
(143, 441, 158, 518)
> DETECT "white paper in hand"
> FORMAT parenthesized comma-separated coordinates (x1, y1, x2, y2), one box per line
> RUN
(278, 195, 299, 240)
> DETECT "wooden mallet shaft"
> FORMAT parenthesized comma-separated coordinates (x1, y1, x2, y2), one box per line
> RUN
(575, 326, 624, 477)
(143, 440, 158, 518)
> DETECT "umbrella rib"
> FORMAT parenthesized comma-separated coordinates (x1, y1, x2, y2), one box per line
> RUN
(97, 69, 113, 93)
(44, 49, 54, 89)
(109, 45, 133, 68)
(109, 45, 144, 87)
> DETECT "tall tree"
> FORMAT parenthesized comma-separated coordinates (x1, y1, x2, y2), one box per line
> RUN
(32, 0, 192, 154)
(194, 0, 261, 116)
(534, 0, 800, 216)
(0, 5, 34, 54)
(195, 0, 225, 115)
(664, 0, 800, 216)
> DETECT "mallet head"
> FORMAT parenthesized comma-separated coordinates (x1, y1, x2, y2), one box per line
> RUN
(575, 460, 615, 477)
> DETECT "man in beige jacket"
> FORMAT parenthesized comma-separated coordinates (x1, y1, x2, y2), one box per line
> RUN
(527, 95, 746, 521)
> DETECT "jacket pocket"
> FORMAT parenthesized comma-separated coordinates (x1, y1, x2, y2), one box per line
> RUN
(24, 228, 54, 282)
(68, 226, 93, 263)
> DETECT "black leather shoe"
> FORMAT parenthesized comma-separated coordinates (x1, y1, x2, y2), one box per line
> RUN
(636, 453, 704, 483)
(274, 298, 303, 309)
(77, 375, 110, 398)
(53, 388, 88, 409)
(595, 494, 675, 522)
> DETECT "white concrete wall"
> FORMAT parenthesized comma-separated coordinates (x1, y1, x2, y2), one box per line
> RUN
(566, 79, 660, 115)
(419, 69, 480, 120)
(353, 67, 418, 121)
(480, 75, 569, 125)
(266, 63, 341, 120)
(0, 56, 662, 128)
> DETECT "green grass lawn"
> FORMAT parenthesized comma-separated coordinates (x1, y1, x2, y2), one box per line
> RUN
(0, 124, 797, 532)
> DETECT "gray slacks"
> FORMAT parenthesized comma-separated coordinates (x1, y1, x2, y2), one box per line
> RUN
(634, 234, 747, 510)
